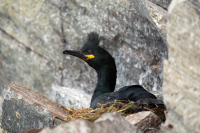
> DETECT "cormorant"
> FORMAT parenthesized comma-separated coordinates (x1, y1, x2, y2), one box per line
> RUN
(63, 32, 160, 109)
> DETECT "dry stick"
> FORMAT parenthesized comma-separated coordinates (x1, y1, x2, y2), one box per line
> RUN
(117, 102, 134, 114)
(52, 100, 165, 126)
(52, 116, 67, 126)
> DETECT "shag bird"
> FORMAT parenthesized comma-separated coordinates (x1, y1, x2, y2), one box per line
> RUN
(63, 32, 161, 109)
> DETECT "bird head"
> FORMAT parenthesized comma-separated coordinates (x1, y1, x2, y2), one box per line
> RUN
(63, 32, 114, 70)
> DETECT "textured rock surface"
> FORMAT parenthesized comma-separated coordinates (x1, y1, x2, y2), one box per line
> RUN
(52, 84, 91, 108)
(0, 0, 167, 99)
(0, 1, 62, 98)
(148, 0, 172, 9)
(52, 84, 163, 109)
(1, 82, 66, 133)
(131, 0, 168, 45)
(161, 117, 174, 133)
(60, 0, 168, 93)
(21, 128, 43, 133)
(150, 90, 163, 101)
(163, 0, 200, 133)
(40, 112, 141, 133)
(125, 111, 162, 133)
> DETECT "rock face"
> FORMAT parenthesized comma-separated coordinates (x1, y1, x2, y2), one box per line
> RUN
(132, 0, 168, 45)
(0, 0, 62, 98)
(148, 0, 172, 9)
(0, 0, 168, 99)
(40, 112, 141, 133)
(163, 0, 200, 133)
(52, 84, 91, 108)
(125, 111, 162, 133)
(1, 82, 66, 133)
(1, 82, 165, 133)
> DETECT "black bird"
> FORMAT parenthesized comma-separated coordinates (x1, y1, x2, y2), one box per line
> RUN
(63, 32, 160, 109)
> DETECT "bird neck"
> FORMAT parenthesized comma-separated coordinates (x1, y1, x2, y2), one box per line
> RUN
(91, 63, 117, 102)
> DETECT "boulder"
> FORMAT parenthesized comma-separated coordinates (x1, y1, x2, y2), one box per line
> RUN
(52, 84, 91, 108)
(0, 0, 62, 98)
(0, 0, 168, 99)
(39, 112, 141, 133)
(131, 0, 168, 45)
(125, 111, 163, 133)
(21, 111, 166, 133)
(148, 0, 172, 9)
(1, 82, 165, 133)
(0, 82, 67, 133)
(21, 128, 43, 133)
(163, 0, 200, 132)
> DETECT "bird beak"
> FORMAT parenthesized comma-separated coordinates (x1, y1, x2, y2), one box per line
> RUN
(63, 50, 87, 60)
(63, 50, 95, 61)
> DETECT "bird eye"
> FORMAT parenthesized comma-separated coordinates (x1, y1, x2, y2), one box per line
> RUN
(89, 50, 93, 54)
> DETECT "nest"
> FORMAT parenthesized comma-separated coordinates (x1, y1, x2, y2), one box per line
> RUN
(52, 99, 166, 126)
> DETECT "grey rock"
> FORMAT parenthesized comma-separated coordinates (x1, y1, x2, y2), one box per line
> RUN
(148, 0, 172, 9)
(0, 0, 167, 99)
(125, 111, 163, 133)
(150, 90, 163, 101)
(61, 0, 167, 93)
(163, 0, 200, 133)
(21, 128, 43, 133)
(52, 84, 91, 108)
(1, 82, 67, 133)
(131, 0, 168, 46)
(161, 117, 174, 133)
(0, 0, 62, 99)
(40, 112, 141, 133)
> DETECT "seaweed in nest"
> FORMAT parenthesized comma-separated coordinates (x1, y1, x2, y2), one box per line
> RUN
(52, 99, 166, 126)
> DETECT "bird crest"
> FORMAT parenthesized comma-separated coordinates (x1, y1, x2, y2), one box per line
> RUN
(83, 32, 100, 47)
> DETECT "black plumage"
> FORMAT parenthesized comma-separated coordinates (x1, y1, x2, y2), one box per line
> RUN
(63, 32, 160, 109)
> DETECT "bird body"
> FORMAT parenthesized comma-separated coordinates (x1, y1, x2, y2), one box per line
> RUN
(63, 32, 158, 109)
(90, 85, 157, 109)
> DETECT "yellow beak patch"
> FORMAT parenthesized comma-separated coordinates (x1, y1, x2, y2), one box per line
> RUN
(83, 54, 95, 61)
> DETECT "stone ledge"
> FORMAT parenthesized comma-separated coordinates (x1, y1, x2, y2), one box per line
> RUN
(40, 112, 141, 133)
(52, 84, 91, 109)
(1, 82, 67, 133)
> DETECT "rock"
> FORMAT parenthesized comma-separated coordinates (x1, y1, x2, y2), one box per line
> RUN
(1, 82, 67, 133)
(148, 0, 172, 9)
(61, 0, 167, 93)
(125, 111, 162, 133)
(0, 0, 167, 99)
(0, 0, 62, 98)
(52, 84, 91, 108)
(21, 128, 43, 133)
(131, 0, 168, 45)
(161, 117, 173, 133)
(163, 0, 200, 133)
(39, 112, 141, 133)
(150, 90, 163, 101)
